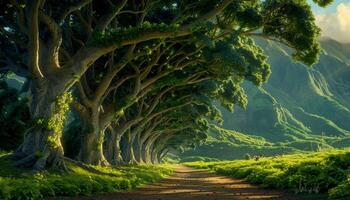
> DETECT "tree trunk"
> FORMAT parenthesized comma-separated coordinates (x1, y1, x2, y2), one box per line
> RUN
(151, 147, 158, 164)
(121, 130, 137, 164)
(13, 81, 69, 171)
(151, 142, 163, 164)
(141, 145, 150, 164)
(140, 129, 156, 164)
(133, 131, 143, 163)
(78, 128, 109, 166)
(141, 136, 152, 164)
(150, 133, 171, 164)
(142, 133, 161, 164)
(160, 148, 169, 161)
(157, 148, 168, 163)
(77, 108, 109, 166)
(104, 127, 123, 165)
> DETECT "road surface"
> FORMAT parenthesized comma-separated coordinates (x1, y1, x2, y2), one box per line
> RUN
(74, 165, 327, 200)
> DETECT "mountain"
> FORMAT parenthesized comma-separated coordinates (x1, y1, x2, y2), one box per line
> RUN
(181, 39, 350, 160)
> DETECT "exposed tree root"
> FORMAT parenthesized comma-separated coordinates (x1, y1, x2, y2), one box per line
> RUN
(10, 151, 68, 173)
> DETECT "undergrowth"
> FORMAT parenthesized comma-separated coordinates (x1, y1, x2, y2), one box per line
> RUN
(0, 152, 173, 200)
(185, 149, 350, 199)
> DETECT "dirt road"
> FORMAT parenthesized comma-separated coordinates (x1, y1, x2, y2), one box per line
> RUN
(74, 165, 327, 200)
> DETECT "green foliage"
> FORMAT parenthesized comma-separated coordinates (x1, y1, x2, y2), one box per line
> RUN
(313, 0, 334, 7)
(329, 177, 350, 200)
(180, 125, 303, 161)
(90, 22, 179, 47)
(46, 92, 73, 149)
(48, 93, 73, 135)
(185, 149, 350, 198)
(262, 0, 322, 65)
(213, 39, 350, 156)
(0, 154, 173, 200)
(180, 156, 220, 163)
(1, 0, 333, 172)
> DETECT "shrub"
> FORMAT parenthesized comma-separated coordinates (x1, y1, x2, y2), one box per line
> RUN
(185, 149, 350, 198)
(0, 156, 173, 200)
(329, 179, 350, 200)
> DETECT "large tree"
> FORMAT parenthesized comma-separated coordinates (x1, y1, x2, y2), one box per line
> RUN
(0, 0, 331, 170)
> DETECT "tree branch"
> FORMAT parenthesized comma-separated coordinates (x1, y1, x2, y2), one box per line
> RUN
(95, 45, 136, 103)
(95, 0, 128, 31)
(27, 0, 44, 78)
(39, 10, 62, 69)
(76, 81, 94, 107)
(66, 0, 233, 93)
(59, 0, 93, 23)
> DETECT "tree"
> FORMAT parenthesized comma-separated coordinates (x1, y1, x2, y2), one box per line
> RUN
(0, 0, 331, 170)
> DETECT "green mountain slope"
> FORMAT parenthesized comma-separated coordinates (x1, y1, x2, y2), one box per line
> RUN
(181, 125, 304, 161)
(223, 39, 350, 141)
(181, 39, 350, 160)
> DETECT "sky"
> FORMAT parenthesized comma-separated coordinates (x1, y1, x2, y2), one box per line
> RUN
(309, 0, 350, 43)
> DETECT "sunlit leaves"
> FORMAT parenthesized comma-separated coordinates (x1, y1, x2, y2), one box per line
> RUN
(262, 0, 321, 65)
(218, 79, 247, 112)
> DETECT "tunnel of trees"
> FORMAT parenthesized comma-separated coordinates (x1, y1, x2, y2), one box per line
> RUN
(0, 0, 332, 171)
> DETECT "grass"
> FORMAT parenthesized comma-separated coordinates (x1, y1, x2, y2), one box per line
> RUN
(0, 152, 173, 200)
(184, 149, 350, 199)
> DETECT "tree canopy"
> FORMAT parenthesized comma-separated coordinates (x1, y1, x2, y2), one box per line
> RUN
(0, 0, 332, 170)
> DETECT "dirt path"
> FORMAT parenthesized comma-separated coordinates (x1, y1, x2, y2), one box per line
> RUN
(74, 165, 327, 200)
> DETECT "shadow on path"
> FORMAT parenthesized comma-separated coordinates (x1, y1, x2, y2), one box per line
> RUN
(74, 165, 327, 200)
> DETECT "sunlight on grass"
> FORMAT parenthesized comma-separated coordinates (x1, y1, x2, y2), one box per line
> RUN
(185, 149, 350, 199)
(0, 154, 173, 200)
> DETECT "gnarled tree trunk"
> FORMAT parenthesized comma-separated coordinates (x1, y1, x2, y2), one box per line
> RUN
(133, 131, 143, 163)
(121, 130, 137, 164)
(13, 80, 69, 171)
(159, 148, 169, 162)
(151, 147, 159, 164)
(77, 108, 109, 166)
(142, 132, 161, 164)
(104, 126, 123, 165)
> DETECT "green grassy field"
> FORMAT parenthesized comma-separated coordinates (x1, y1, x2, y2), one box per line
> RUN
(0, 152, 173, 200)
(184, 149, 350, 199)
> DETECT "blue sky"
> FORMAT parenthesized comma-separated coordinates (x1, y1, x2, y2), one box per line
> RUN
(309, 0, 350, 43)
(310, 0, 350, 13)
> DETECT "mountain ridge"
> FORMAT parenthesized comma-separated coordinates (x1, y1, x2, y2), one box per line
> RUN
(181, 38, 350, 160)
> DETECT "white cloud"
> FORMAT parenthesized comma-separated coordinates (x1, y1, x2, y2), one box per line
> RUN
(316, 3, 350, 43)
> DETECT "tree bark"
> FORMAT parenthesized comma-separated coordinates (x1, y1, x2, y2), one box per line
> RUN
(13, 80, 68, 171)
(151, 142, 163, 164)
(77, 108, 109, 166)
(121, 130, 137, 164)
(151, 147, 159, 164)
(139, 131, 153, 164)
(159, 148, 169, 161)
(151, 133, 173, 164)
(104, 126, 123, 165)
(142, 132, 162, 164)
(133, 131, 143, 163)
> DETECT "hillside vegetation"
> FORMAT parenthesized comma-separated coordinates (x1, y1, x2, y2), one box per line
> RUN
(181, 125, 304, 161)
(0, 152, 172, 200)
(185, 149, 350, 199)
(223, 39, 350, 144)
(181, 39, 350, 160)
